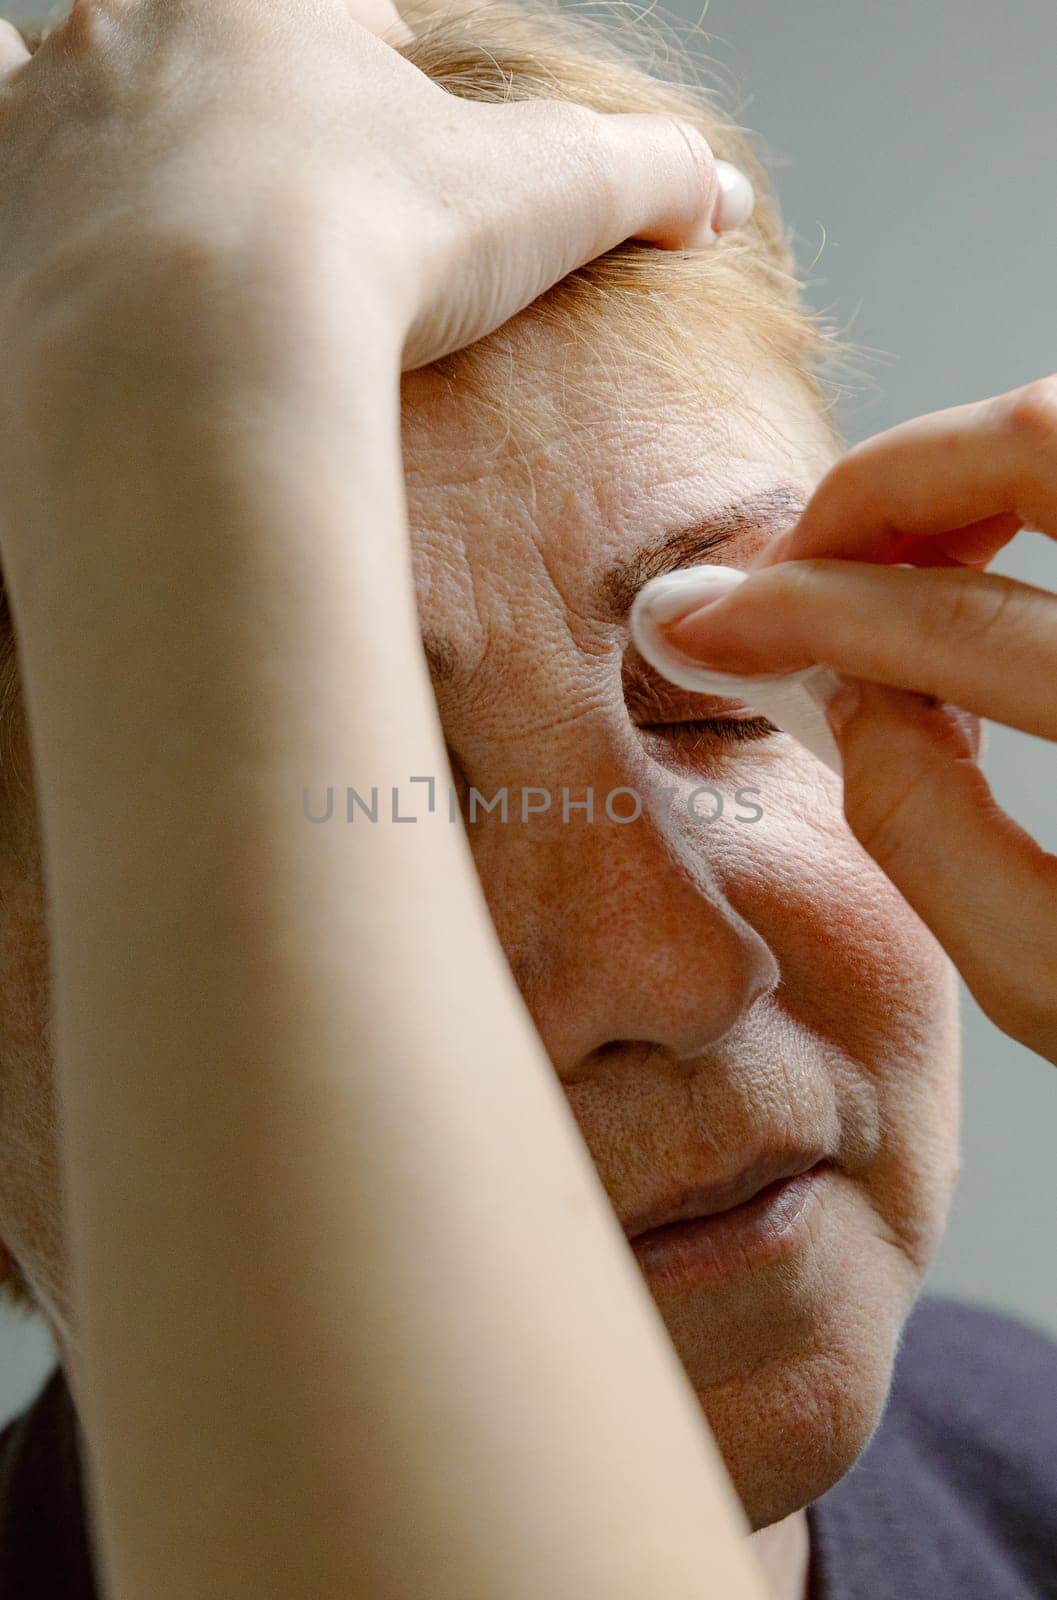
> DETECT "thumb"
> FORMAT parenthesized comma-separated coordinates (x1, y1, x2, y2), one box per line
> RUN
(824, 677, 1057, 1058)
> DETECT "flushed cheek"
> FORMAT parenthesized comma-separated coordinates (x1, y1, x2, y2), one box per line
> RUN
(734, 779, 951, 1046)
(739, 802, 961, 1261)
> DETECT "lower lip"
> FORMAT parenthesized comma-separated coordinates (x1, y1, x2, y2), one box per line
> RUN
(630, 1162, 829, 1295)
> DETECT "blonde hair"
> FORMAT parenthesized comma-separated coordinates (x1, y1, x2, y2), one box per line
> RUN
(3, 0, 845, 1318)
(17, 0, 844, 416)
(398, 0, 844, 428)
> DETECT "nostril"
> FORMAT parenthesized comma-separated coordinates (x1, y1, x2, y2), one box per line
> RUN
(741, 940, 782, 1018)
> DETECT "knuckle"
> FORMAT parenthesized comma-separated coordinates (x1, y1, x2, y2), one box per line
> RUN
(940, 570, 1019, 649)
(504, 97, 616, 209)
(570, 106, 718, 227)
(557, 99, 625, 212)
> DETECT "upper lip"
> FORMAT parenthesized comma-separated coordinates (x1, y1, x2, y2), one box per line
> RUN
(622, 1148, 829, 1242)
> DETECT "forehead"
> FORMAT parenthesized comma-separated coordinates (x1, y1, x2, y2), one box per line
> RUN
(400, 319, 837, 689)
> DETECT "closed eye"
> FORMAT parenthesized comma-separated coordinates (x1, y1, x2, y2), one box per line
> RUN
(640, 715, 779, 747)
(624, 648, 778, 749)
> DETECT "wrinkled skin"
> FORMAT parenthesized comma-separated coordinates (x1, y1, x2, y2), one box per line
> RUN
(0, 312, 960, 1551)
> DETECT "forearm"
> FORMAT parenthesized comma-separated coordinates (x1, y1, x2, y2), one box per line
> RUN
(1, 292, 763, 1600)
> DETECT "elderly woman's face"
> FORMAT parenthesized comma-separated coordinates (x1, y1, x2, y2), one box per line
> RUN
(400, 319, 962, 1529)
(0, 312, 960, 1537)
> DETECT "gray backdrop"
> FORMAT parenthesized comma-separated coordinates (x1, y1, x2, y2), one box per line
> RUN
(0, 0, 1055, 1427)
(669, 0, 1057, 1345)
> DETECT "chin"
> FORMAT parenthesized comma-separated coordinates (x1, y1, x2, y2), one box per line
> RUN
(700, 1321, 904, 1530)
(655, 1190, 929, 1530)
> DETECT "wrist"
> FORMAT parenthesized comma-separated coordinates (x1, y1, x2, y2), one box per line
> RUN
(0, 243, 406, 604)
(1, 161, 415, 407)
(0, 209, 407, 489)
(0, 238, 428, 815)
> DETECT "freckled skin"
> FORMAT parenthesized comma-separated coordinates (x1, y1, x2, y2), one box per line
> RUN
(0, 311, 960, 1545)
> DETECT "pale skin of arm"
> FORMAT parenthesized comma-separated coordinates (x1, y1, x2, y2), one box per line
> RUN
(0, 3, 768, 1598)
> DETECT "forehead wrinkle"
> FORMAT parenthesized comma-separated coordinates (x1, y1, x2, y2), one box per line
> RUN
(598, 485, 807, 622)
(418, 483, 808, 693)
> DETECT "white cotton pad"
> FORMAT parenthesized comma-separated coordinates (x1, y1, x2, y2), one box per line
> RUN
(629, 566, 846, 780)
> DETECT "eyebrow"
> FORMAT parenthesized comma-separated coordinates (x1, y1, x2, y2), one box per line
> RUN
(420, 483, 807, 689)
(598, 484, 807, 621)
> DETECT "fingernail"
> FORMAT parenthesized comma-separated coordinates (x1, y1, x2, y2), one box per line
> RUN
(690, 161, 756, 247)
(713, 161, 755, 230)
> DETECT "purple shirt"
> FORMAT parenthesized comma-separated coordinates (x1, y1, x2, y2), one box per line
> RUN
(0, 1294, 1054, 1596)
(808, 1296, 1057, 1597)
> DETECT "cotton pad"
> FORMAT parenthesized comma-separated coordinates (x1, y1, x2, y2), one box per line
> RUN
(629, 565, 846, 779)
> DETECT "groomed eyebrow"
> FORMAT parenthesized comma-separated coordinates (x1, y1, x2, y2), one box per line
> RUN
(421, 483, 807, 689)
(598, 484, 807, 622)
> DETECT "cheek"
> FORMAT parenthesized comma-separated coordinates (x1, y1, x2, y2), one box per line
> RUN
(734, 762, 953, 1042)
(732, 766, 961, 1253)
(772, 820, 955, 1062)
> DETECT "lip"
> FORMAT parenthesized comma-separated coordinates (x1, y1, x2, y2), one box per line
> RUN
(629, 1160, 831, 1295)
(622, 1148, 829, 1241)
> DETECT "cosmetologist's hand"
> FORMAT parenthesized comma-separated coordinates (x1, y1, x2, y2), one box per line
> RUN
(646, 377, 1057, 1065)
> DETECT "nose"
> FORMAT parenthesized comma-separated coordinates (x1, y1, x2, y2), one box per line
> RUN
(515, 811, 781, 1080)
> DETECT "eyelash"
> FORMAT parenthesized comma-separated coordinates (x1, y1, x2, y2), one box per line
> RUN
(643, 715, 779, 747)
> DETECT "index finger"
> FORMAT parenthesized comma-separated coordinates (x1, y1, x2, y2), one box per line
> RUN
(657, 557, 1057, 743)
(751, 377, 1057, 570)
